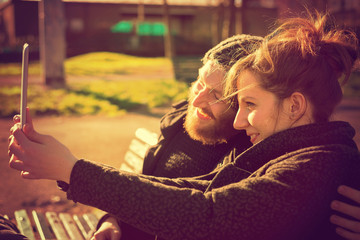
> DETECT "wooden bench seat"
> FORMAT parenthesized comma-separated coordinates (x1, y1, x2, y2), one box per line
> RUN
(14, 209, 98, 240)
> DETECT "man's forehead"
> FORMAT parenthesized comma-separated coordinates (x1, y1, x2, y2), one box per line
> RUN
(199, 61, 221, 75)
(200, 62, 225, 82)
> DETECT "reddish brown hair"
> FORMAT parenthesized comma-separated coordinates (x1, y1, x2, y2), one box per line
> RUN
(226, 12, 358, 122)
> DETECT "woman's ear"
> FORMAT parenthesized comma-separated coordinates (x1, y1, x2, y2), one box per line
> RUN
(288, 92, 307, 120)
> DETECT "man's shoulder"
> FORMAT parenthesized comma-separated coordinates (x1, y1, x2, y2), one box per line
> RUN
(171, 100, 188, 110)
(158, 100, 188, 134)
(161, 100, 188, 121)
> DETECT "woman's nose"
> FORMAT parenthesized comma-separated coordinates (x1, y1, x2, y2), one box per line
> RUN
(233, 108, 249, 130)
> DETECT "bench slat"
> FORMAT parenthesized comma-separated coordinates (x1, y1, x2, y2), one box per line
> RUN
(135, 128, 158, 146)
(82, 213, 98, 230)
(46, 212, 68, 240)
(73, 214, 92, 239)
(120, 127, 158, 173)
(14, 209, 36, 240)
(119, 160, 137, 172)
(32, 210, 54, 240)
(122, 151, 144, 173)
(59, 213, 84, 240)
(129, 139, 149, 159)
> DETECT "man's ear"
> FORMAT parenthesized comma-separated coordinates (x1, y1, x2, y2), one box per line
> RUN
(288, 92, 307, 120)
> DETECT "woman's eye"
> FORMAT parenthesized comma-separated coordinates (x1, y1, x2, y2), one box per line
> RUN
(213, 93, 220, 100)
(245, 102, 255, 109)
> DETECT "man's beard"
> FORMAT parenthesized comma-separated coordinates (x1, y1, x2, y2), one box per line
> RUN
(184, 103, 237, 145)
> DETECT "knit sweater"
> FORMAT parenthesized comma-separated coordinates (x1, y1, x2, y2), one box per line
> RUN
(66, 121, 360, 240)
(120, 100, 250, 239)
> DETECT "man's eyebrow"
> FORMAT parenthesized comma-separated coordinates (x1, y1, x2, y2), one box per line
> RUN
(209, 86, 222, 95)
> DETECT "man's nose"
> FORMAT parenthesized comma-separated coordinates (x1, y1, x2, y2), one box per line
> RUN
(192, 88, 211, 107)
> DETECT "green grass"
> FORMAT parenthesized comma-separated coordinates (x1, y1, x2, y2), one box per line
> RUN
(65, 52, 173, 76)
(0, 52, 172, 76)
(0, 52, 189, 117)
(0, 79, 189, 117)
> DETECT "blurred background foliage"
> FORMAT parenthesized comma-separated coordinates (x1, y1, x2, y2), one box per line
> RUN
(1, 51, 359, 118)
(0, 52, 189, 117)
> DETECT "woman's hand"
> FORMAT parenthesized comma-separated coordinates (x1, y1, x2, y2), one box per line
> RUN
(90, 217, 122, 240)
(330, 185, 360, 240)
(8, 108, 78, 182)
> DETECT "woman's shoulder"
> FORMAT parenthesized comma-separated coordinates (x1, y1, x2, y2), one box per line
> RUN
(267, 144, 360, 175)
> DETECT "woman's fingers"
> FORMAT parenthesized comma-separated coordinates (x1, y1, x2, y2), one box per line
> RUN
(10, 123, 21, 135)
(13, 115, 20, 123)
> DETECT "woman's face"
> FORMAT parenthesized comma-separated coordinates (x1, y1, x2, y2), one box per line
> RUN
(233, 70, 292, 144)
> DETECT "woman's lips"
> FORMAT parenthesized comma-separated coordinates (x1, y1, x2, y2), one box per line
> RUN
(249, 133, 259, 144)
(196, 109, 212, 120)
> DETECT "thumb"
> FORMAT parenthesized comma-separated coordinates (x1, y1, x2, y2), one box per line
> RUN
(22, 108, 43, 143)
(22, 123, 44, 144)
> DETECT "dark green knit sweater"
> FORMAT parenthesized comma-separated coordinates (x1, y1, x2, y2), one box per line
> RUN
(66, 121, 360, 240)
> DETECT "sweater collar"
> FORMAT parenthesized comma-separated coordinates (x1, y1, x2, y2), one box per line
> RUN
(233, 121, 357, 173)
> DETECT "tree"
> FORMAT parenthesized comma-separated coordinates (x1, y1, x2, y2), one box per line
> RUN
(38, 0, 66, 87)
(222, 0, 236, 39)
(163, 0, 174, 58)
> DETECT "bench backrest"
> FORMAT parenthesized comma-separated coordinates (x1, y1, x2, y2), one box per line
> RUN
(120, 127, 159, 173)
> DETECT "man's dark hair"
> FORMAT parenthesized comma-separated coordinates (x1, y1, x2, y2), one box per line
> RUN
(202, 34, 263, 69)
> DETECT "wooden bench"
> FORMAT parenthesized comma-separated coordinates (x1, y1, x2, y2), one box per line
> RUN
(120, 127, 158, 173)
(13, 209, 99, 240)
(12, 127, 158, 239)
(171, 56, 203, 84)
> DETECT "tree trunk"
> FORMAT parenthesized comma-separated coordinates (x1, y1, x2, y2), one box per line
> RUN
(240, 0, 248, 34)
(163, 0, 174, 58)
(222, 0, 236, 39)
(38, 0, 66, 87)
(211, 5, 220, 46)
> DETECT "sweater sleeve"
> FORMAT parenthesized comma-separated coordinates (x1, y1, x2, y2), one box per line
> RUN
(66, 146, 358, 240)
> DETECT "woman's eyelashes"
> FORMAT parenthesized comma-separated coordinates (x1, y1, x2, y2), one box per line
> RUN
(245, 101, 255, 110)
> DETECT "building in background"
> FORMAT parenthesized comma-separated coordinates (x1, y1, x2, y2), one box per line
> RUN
(0, 0, 359, 62)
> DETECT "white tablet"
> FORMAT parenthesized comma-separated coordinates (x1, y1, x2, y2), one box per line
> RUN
(20, 43, 29, 130)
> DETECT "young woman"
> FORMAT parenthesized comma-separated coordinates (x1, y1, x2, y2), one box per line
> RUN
(8, 12, 359, 240)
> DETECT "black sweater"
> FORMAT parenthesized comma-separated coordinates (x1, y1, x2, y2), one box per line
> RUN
(67, 121, 360, 240)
